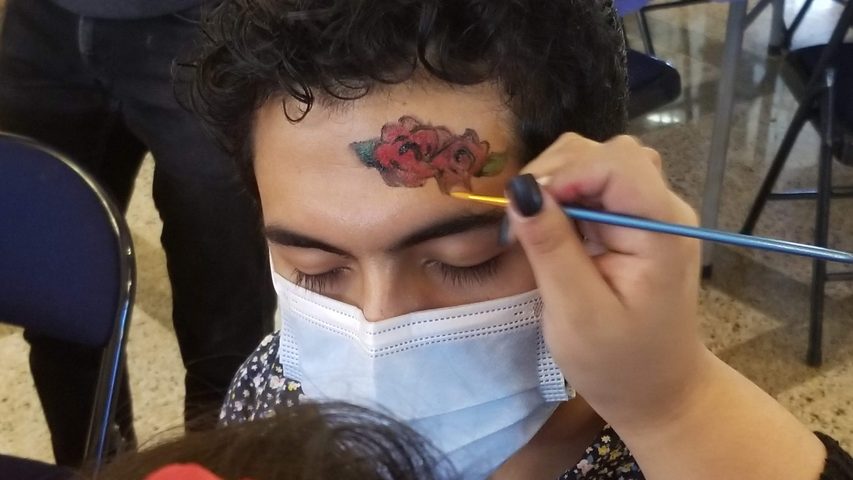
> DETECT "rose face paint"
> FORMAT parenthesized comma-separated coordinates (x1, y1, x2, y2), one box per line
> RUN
(350, 116, 507, 193)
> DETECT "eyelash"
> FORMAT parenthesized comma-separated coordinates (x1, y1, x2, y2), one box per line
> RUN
(292, 256, 503, 293)
(293, 268, 346, 293)
(435, 255, 502, 287)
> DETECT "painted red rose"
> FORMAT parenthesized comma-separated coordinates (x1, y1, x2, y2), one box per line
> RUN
(351, 116, 506, 192)
(430, 129, 490, 193)
(372, 117, 451, 187)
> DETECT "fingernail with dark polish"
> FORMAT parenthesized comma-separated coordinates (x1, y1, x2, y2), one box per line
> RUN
(507, 174, 543, 217)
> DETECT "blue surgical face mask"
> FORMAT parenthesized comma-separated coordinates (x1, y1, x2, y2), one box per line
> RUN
(273, 273, 572, 479)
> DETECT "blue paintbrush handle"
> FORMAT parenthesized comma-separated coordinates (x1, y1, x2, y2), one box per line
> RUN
(563, 205, 853, 264)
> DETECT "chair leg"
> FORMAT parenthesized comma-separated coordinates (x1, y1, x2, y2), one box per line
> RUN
(621, 17, 631, 50)
(84, 334, 129, 475)
(808, 152, 830, 365)
(808, 260, 827, 366)
(807, 70, 836, 366)
(740, 103, 812, 235)
(785, 0, 815, 50)
(636, 11, 656, 56)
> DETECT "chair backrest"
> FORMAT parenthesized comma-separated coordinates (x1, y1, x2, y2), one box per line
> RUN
(0, 132, 135, 470)
(782, 2, 853, 162)
(0, 132, 133, 348)
(627, 49, 683, 119)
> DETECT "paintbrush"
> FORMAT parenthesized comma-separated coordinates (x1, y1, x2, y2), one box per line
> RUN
(450, 192, 853, 265)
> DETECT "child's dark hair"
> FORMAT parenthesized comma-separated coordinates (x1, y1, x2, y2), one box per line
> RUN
(91, 402, 450, 480)
(182, 0, 627, 190)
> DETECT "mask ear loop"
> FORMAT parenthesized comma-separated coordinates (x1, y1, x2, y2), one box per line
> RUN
(269, 250, 283, 330)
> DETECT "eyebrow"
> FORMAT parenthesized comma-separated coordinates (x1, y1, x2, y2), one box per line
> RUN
(264, 211, 506, 256)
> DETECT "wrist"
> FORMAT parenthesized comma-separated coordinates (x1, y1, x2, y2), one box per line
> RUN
(627, 347, 721, 434)
(598, 343, 716, 437)
(611, 350, 826, 480)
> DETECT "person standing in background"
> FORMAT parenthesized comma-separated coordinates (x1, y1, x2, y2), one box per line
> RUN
(0, 0, 275, 467)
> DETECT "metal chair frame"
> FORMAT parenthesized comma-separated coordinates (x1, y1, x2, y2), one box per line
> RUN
(635, 0, 813, 56)
(0, 132, 135, 474)
(739, 2, 853, 366)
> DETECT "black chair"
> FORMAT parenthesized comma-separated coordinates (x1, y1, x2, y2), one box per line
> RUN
(635, 0, 816, 56)
(614, 1, 682, 119)
(635, 0, 711, 57)
(740, 3, 853, 366)
(627, 48, 683, 119)
(0, 133, 135, 473)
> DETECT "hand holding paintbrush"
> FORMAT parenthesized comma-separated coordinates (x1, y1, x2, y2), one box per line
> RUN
(483, 133, 827, 479)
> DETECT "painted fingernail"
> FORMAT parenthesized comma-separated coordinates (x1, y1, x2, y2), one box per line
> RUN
(507, 174, 543, 217)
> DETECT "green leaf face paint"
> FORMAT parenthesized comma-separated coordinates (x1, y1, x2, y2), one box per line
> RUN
(478, 152, 508, 178)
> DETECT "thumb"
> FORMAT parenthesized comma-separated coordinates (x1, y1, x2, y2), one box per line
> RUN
(507, 174, 608, 307)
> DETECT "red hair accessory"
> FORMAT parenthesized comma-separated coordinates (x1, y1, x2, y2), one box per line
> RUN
(144, 463, 224, 480)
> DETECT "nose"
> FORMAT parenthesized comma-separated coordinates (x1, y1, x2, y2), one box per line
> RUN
(359, 264, 431, 322)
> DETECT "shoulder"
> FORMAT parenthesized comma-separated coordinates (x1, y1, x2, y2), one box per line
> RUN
(219, 332, 304, 426)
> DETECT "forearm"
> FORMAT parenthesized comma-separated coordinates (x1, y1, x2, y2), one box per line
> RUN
(617, 349, 826, 480)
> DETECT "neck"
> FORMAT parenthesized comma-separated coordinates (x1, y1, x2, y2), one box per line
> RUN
(491, 395, 605, 480)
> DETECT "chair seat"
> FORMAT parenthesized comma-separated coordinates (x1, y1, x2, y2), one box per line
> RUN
(786, 43, 853, 135)
(0, 454, 74, 480)
(627, 49, 682, 119)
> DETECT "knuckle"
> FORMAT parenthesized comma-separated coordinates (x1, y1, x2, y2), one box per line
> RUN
(640, 147, 663, 168)
(559, 132, 584, 142)
(610, 134, 641, 148)
(662, 194, 697, 225)
(557, 132, 594, 150)
(685, 207, 699, 227)
(676, 198, 699, 226)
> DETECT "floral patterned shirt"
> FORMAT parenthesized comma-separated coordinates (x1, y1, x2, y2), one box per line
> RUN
(220, 333, 644, 480)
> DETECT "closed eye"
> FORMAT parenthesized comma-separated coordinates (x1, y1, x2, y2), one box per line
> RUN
(293, 255, 504, 294)
(293, 267, 347, 293)
(433, 255, 502, 287)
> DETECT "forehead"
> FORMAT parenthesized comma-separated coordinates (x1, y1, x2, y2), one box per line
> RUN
(252, 83, 517, 243)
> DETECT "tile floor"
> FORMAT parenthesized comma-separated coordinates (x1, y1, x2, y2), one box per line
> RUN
(1, 0, 851, 464)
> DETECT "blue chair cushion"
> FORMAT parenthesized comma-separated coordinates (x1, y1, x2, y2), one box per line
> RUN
(627, 49, 682, 119)
(0, 454, 74, 480)
(0, 136, 120, 347)
(614, 0, 649, 16)
(786, 43, 853, 134)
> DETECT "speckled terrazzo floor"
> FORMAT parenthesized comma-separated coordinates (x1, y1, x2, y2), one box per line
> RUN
(0, 0, 851, 464)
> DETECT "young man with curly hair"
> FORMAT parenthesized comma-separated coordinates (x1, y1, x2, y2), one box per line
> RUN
(184, 1, 853, 479)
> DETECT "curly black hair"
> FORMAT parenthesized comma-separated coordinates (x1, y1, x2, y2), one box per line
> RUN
(182, 0, 627, 190)
(92, 401, 452, 480)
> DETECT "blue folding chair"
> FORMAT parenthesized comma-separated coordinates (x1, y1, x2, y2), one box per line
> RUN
(612, 1, 683, 119)
(0, 132, 135, 474)
(627, 48, 683, 119)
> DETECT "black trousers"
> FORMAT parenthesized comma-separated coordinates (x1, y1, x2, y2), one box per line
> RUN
(0, 0, 275, 467)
